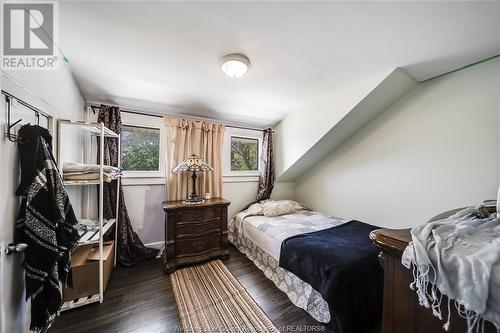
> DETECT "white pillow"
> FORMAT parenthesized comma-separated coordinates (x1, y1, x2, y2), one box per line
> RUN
(281, 200, 309, 211)
(245, 203, 264, 215)
(262, 200, 297, 217)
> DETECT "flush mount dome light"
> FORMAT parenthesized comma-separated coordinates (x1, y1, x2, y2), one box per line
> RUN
(220, 53, 250, 78)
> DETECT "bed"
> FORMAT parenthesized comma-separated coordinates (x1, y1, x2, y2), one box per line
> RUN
(228, 200, 383, 332)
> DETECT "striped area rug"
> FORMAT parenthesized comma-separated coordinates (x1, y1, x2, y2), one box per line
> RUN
(171, 260, 279, 332)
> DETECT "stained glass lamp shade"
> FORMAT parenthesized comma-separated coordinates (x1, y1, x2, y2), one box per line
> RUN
(172, 154, 214, 202)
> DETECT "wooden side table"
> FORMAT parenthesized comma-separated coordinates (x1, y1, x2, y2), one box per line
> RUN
(162, 198, 230, 273)
(370, 207, 496, 333)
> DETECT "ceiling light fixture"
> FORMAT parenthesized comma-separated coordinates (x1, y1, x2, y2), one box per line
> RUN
(220, 53, 250, 78)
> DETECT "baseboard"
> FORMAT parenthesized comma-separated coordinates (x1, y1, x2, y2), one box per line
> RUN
(145, 241, 165, 259)
(145, 241, 164, 249)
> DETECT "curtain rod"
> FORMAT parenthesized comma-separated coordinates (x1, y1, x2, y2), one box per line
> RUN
(87, 104, 271, 132)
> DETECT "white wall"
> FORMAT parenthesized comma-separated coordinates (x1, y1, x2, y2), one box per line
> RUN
(0, 64, 84, 333)
(294, 57, 500, 228)
(123, 184, 165, 246)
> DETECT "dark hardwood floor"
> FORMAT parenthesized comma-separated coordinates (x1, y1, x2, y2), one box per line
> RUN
(50, 246, 354, 333)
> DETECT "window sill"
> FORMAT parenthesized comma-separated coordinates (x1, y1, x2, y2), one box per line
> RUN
(122, 171, 163, 178)
(223, 176, 259, 183)
(121, 177, 166, 186)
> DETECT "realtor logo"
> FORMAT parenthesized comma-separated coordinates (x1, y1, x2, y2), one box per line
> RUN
(2, 2, 59, 70)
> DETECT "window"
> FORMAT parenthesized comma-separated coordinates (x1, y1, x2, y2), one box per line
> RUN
(223, 127, 263, 180)
(121, 125, 160, 171)
(230, 136, 259, 171)
(120, 112, 165, 181)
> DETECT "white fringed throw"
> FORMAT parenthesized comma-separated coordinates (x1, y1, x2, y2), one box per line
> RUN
(402, 207, 500, 332)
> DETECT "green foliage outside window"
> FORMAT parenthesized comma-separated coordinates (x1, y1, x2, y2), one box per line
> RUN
(230, 136, 258, 171)
(121, 125, 160, 171)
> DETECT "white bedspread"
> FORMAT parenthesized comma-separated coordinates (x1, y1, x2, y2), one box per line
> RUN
(229, 203, 346, 323)
(231, 208, 346, 260)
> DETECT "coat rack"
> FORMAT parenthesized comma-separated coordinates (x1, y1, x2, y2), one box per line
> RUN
(90, 105, 99, 114)
(3, 90, 43, 143)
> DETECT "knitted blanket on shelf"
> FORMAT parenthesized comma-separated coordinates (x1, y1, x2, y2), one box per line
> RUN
(402, 206, 500, 332)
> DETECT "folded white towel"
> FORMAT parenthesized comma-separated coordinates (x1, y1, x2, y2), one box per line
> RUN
(63, 162, 120, 174)
(63, 172, 116, 183)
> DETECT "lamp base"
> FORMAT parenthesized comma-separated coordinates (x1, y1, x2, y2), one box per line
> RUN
(185, 194, 203, 203)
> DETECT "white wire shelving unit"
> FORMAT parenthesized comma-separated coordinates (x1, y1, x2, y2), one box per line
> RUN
(57, 119, 121, 311)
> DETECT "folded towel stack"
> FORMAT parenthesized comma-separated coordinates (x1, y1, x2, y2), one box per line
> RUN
(63, 162, 121, 183)
(77, 218, 114, 233)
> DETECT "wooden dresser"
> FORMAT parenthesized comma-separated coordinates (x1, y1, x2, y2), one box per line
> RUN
(162, 198, 230, 273)
(370, 208, 497, 333)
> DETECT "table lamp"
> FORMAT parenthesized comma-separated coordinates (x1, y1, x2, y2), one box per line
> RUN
(172, 154, 214, 202)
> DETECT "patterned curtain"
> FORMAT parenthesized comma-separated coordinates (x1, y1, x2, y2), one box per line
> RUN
(97, 104, 157, 266)
(241, 128, 275, 211)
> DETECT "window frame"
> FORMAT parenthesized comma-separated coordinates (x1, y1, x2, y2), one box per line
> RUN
(223, 127, 263, 181)
(120, 112, 165, 181)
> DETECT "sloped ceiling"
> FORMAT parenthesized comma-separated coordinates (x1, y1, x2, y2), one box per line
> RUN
(59, 1, 500, 128)
(276, 68, 419, 181)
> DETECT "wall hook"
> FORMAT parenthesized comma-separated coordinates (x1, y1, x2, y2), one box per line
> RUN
(5, 95, 25, 142)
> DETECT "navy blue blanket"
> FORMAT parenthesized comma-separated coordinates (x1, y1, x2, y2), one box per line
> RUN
(279, 220, 383, 333)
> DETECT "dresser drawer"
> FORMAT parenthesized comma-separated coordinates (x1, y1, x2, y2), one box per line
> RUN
(176, 208, 221, 223)
(176, 220, 221, 238)
(176, 234, 221, 257)
(163, 198, 230, 273)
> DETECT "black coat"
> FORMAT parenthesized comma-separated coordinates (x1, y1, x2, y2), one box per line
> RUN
(16, 125, 80, 331)
(16, 125, 54, 195)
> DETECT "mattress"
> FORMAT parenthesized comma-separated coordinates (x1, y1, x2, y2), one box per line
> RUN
(228, 208, 346, 323)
